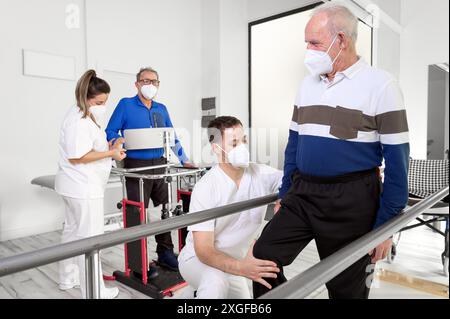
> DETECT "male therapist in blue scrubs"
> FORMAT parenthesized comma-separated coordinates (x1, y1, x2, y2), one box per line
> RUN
(106, 67, 194, 273)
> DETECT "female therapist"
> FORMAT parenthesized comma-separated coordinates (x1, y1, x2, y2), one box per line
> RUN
(55, 70, 126, 299)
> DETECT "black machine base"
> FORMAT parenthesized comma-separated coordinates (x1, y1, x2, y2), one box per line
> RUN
(113, 265, 186, 299)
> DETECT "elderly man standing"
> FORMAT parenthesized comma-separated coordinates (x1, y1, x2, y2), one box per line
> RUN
(106, 67, 194, 274)
(253, 3, 409, 299)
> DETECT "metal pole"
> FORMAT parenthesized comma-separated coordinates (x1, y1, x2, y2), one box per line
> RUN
(121, 175, 127, 199)
(164, 130, 173, 212)
(164, 130, 171, 164)
(139, 178, 146, 219)
(167, 177, 173, 213)
(85, 250, 101, 299)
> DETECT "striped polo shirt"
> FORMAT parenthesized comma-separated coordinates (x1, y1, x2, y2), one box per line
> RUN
(280, 58, 410, 228)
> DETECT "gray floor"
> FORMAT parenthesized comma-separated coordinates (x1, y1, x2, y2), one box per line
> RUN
(0, 209, 448, 299)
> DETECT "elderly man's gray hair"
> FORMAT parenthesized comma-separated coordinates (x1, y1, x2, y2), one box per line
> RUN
(136, 67, 159, 82)
(312, 2, 359, 42)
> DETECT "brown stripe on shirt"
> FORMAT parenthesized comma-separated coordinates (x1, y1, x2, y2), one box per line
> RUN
(291, 105, 408, 135)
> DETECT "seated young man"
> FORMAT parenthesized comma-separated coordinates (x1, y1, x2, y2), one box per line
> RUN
(178, 116, 282, 299)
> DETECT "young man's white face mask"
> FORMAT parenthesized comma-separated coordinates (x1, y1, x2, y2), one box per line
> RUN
(215, 143, 250, 168)
(304, 34, 343, 76)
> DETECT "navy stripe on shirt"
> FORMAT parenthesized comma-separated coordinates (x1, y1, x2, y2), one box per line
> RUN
(279, 131, 409, 229)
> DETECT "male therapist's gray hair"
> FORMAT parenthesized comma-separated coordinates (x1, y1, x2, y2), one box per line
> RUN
(312, 2, 359, 42)
(136, 66, 159, 82)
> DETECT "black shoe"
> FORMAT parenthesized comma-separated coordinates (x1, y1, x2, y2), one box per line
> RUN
(157, 250, 179, 271)
(148, 263, 159, 279)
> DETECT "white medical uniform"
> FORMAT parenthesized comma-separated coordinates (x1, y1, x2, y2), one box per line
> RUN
(178, 163, 282, 299)
(55, 106, 111, 298)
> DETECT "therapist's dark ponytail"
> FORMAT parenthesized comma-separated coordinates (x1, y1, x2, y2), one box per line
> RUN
(75, 69, 111, 122)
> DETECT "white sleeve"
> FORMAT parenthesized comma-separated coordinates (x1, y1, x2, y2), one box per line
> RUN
(187, 180, 217, 232)
(374, 79, 409, 145)
(64, 120, 94, 159)
(258, 164, 283, 194)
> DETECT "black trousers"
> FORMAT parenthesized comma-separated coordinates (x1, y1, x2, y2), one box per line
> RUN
(124, 157, 174, 254)
(253, 168, 381, 299)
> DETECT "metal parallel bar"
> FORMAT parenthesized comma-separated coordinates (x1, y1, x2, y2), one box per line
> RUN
(2, 187, 447, 299)
(112, 169, 205, 181)
(111, 164, 174, 174)
(85, 250, 101, 299)
(261, 186, 449, 299)
(0, 194, 278, 277)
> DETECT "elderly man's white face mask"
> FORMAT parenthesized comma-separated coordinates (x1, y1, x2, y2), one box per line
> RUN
(304, 35, 343, 76)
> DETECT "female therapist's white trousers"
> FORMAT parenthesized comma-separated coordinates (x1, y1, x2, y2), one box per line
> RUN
(179, 256, 251, 299)
(58, 196, 107, 298)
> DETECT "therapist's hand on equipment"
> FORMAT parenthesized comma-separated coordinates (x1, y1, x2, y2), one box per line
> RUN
(240, 241, 280, 289)
(110, 148, 127, 161)
(109, 137, 125, 150)
(369, 238, 393, 263)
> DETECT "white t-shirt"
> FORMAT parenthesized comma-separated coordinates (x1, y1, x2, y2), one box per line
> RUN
(55, 106, 112, 199)
(179, 163, 282, 263)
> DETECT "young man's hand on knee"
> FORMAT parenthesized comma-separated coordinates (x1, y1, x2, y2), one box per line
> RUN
(238, 241, 280, 289)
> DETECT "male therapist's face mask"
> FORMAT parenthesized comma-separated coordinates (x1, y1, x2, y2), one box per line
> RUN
(141, 84, 158, 100)
(215, 143, 250, 168)
(89, 104, 107, 121)
(304, 35, 343, 76)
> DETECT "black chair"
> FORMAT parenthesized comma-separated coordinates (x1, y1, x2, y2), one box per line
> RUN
(387, 159, 449, 277)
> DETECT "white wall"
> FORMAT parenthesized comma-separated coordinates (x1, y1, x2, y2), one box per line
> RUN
(247, 0, 318, 21)
(365, 0, 401, 78)
(201, 0, 221, 111)
(199, 0, 249, 128)
(0, 0, 203, 241)
(399, 0, 449, 159)
(212, 0, 403, 128)
(247, 0, 402, 77)
(219, 0, 249, 126)
(86, 0, 202, 158)
(0, 0, 86, 241)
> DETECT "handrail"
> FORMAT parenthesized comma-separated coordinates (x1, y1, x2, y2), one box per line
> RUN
(260, 186, 449, 299)
(111, 168, 206, 180)
(1, 187, 447, 299)
(0, 194, 278, 277)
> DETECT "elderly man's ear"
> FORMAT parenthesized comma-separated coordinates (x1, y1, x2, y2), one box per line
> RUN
(338, 32, 348, 49)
